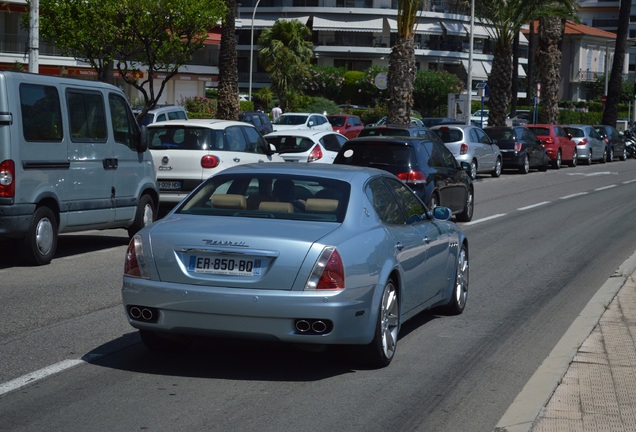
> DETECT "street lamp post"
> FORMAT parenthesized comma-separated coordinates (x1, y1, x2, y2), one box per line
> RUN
(465, 0, 475, 125)
(248, 0, 261, 102)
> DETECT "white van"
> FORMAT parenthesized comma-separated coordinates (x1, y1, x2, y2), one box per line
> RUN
(0, 71, 159, 265)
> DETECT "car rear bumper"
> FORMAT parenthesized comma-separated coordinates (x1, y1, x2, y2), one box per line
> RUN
(122, 277, 378, 345)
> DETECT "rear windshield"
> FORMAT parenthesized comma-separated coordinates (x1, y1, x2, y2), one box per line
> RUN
(564, 127, 584, 138)
(485, 129, 515, 141)
(528, 127, 549, 136)
(434, 128, 463, 143)
(328, 116, 346, 127)
(178, 174, 350, 223)
(265, 135, 315, 153)
(148, 125, 263, 153)
(334, 142, 415, 172)
(358, 128, 410, 137)
(274, 115, 308, 125)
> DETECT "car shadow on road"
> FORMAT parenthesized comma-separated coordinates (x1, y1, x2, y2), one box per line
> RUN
(0, 233, 129, 269)
(83, 309, 443, 380)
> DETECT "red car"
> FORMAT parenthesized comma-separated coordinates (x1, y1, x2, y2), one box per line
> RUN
(327, 114, 364, 139)
(526, 124, 578, 169)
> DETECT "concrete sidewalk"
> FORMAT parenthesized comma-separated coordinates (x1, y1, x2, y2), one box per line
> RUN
(495, 251, 636, 432)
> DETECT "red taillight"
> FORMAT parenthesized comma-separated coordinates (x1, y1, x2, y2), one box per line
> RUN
(308, 145, 323, 162)
(0, 160, 15, 198)
(578, 139, 588, 146)
(460, 143, 469, 155)
(124, 236, 149, 279)
(603, 137, 610, 144)
(396, 170, 426, 185)
(305, 247, 345, 290)
(544, 137, 554, 145)
(514, 142, 523, 152)
(201, 155, 220, 169)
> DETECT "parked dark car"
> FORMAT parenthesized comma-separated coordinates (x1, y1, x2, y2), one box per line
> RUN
(420, 117, 457, 128)
(239, 111, 273, 135)
(357, 124, 442, 142)
(484, 126, 550, 174)
(593, 125, 628, 161)
(334, 136, 474, 222)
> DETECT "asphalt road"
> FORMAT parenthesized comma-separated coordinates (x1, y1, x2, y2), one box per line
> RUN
(2, 159, 636, 432)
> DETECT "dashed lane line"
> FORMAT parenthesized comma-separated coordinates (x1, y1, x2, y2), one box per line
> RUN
(0, 359, 85, 397)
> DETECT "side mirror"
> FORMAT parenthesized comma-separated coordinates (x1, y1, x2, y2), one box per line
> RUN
(138, 125, 149, 152)
(432, 206, 452, 221)
(268, 143, 277, 155)
(308, 121, 315, 127)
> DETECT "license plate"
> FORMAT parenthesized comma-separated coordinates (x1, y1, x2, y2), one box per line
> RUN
(159, 180, 181, 190)
(188, 255, 261, 276)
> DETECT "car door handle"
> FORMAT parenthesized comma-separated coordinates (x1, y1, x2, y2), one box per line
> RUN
(395, 242, 404, 251)
(233, 157, 240, 162)
(423, 236, 430, 244)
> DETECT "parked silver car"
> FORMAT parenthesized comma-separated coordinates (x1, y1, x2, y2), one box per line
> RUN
(122, 163, 469, 368)
(430, 124, 502, 179)
(563, 125, 607, 165)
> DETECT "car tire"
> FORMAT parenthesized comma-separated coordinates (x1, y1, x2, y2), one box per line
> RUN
(553, 150, 562, 169)
(519, 154, 530, 174)
(359, 277, 399, 368)
(469, 160, 478, 180)
(139, 330, 192, 352)
(18, 206, 58, 266)
(607, 147, 614, 162)
(600, 148, 607, 164)
(128, 194, 157, 238)
(619, 148, 627, 161)
(455, 187, 474, 223)
(584, 151, 592, 165)
(442, 243, 469, 315)
(567, 150, 578, 167)
(491, 158, 502, 178)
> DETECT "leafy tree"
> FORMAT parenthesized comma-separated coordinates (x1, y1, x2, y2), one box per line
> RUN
(387, 0, 419, 125)
(258, 19, 314, 111)
(36, 0, 226, 119)
(216, 0, 240, 120)
(36, 0, 119, 82)
(602, 0, 632, 126)
(413, 69, 464, 115)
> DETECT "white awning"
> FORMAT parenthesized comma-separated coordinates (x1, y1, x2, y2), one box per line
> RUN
(442, 21, 467, 37)
(242, 18, 277, 29)
(517, 64, 527, 78)
(463, 59, 488, 80)
(387, 18, 444, 35)
(468, 25, 490, 39)
(313, 16, 384, 32)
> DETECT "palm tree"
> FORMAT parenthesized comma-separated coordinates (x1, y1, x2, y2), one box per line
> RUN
(601, 0, 632, 126)
(387, 0, 419, 125)
(216, 0, 240, 120)
(258, 19, 313, 111)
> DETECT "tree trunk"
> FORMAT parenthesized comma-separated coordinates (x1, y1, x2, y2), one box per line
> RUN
(487, 42, 513, 127)
(537, 16, 563, 124)
(216, 0, 240, 120)
(602, 0, 631, 126)
(387, 38, 415, 125)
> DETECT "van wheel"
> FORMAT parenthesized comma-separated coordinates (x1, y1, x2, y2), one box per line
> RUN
(128, 195, 156, 238)
(19, 206, 58, 265)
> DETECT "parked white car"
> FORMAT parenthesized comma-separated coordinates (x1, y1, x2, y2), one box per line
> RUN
(264, 130, 348, 163)
(272, 113, 333, 132)
(470, 110, 489, 127)
(148, 119, 284, 204)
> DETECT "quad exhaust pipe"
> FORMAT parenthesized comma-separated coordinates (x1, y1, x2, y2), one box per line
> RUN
(127, 305, 159, 323)
(294, 319, 332, 335)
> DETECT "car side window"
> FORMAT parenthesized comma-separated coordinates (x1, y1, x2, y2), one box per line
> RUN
(366, 178, 405, 225)
(435, 142, 459, 169)
(225, 126, 248, 152)
(252, 115, 262, 127)
(351, 117, 361, 127)
(20, 83, 63, 142)
(108, 93, 139, 149)
(384, 178, 426, 223)
(469, 129, 479, 142)
(67, 89, 107, 142)
(320, 134, 342, 152)
(156, 113, 167, 122)
(242, 126, 269, 154)
(475, 128, 490, 144)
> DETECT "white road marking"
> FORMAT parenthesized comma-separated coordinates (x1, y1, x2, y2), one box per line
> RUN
(518, 202, 550, 211)
(0, 359, 85, 397)
(560, 192, 589, 200)
(594, 184, 617, 191)
(462, 213, 507, 226)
